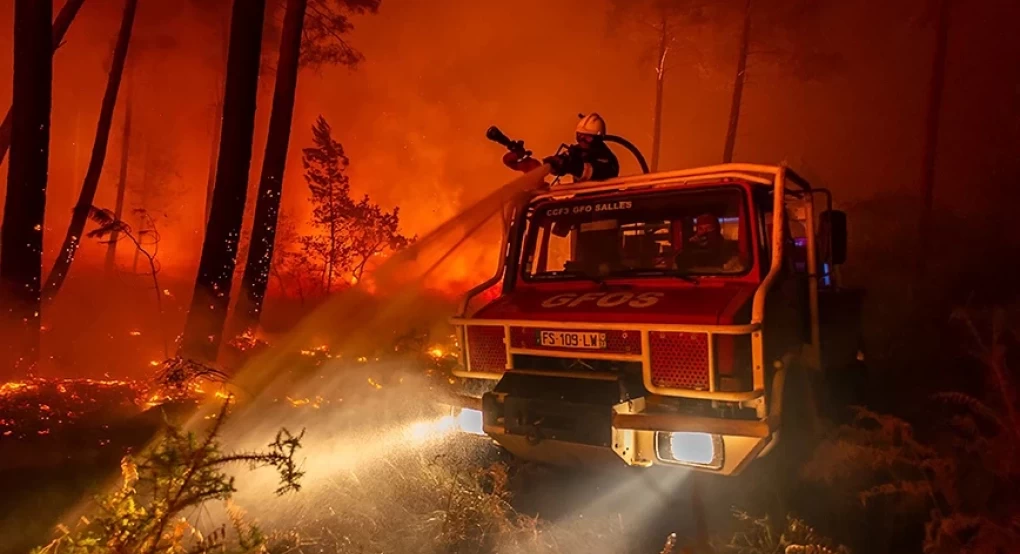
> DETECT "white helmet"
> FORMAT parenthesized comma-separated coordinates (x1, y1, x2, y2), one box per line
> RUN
(576, 113, 606, 137)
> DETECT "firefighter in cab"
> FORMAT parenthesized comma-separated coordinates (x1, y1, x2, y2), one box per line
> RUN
(675, 213, 747, 273)
(491, 113, 620, 183)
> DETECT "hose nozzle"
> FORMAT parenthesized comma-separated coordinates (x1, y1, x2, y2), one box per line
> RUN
(486, 126, 513, 148)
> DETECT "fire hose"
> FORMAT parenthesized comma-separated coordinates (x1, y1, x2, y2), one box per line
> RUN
(486, 125, 649, 175)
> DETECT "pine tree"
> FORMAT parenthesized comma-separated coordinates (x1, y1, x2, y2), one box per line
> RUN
(300, 116, 356, 293)
(0, 0, 53, 375)
(179, 0, 266, 362)
(0, 0, 87, 166)
(44, 0, 139, 299)
(234, 0, 308, 331)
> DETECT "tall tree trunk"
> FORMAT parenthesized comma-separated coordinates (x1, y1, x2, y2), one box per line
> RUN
(180, 0, 266, 362)
(132, 141, 150, 273)
(1, 0, 53, 375)
(205, 101, 223, 224)
(105, 76, 133, 271)
(722, 0, 752, 164)
(204, 16, 230, 225)
(0, 0, 86, 168)
(916, 0, 950, 276)
(43, 0, 138, 300)
(326, 210, 335, 293)
(650, 12, 668, 173)
(235, 0, 307, 331)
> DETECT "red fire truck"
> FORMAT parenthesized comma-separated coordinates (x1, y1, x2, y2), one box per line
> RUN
(447, 164, 860, 475)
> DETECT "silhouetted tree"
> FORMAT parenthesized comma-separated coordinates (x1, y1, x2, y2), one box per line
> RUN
(129, 141, 180, 272)
(297, 117, 409, 292)
(348, 197, 411, 283)
(299, 0, 380, 69)
(105, 77, 133, 271)
(88, 207, 168, 357)
(610, 0, 708, 172)
(180, 0, 267, 362)
(44, 0, 139, 299)
(721, 0, 845, 162)
(267, 211, 315, 302)
(300, 116, 354, 292)
(618, 0, 841, 165)
(234, 0, 308, 332)
(916, 0, 951, 275)
(722, 0, 751, 164)
(204, 15, 230, 225)
(231, 0, 380, 332)
(0, 0, 86, 167)
(0, 0, 53, 374)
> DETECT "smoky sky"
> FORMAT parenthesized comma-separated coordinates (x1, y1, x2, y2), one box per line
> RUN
(0, 0, 1018, 283)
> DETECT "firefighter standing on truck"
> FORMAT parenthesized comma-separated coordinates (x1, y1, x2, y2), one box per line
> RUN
(502, 113, 620, 182)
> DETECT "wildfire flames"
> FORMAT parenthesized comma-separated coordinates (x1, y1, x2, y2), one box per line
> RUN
(0, 332, 462, 443)
(0, 377, 146, 439)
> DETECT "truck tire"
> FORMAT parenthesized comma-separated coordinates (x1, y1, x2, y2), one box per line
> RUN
(762, 361, 822, 471)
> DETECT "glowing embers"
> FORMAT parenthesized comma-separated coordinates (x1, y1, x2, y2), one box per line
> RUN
(1, 378, 145, 439)
(654, 431, 723, 470)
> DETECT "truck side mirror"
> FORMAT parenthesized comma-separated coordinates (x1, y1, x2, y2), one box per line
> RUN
(819, 210, 847, 265)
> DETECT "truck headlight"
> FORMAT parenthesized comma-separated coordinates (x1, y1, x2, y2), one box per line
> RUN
(654, 432, 723, 470)
(455, 408, 485, 435)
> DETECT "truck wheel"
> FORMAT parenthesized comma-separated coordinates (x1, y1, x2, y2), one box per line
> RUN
(766, 362, 822, 473)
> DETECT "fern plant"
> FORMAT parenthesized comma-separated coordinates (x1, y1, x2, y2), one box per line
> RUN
(803, 302, 1020, 553)
(713, 510, 851, 554)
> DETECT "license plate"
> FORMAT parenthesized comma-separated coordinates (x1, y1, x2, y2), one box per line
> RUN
(538, 330, 607, 349)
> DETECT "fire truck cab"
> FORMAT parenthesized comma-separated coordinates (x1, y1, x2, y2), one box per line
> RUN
(449, 164, 859, 475)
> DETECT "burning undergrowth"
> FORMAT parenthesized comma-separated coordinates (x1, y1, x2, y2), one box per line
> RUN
(11, 168, 644, 552)
(211, 355, 628, 554)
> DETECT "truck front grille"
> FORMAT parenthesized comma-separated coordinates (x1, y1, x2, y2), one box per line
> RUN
(648, 332, 710, 390)
(466, 325, 507, 373)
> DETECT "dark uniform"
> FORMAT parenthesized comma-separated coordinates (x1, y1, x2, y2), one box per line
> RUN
(500, 113, 620, 183)
(548, 139, 620, 182)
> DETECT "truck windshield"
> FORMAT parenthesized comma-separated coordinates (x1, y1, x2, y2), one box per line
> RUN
(524, 187, 752, 281)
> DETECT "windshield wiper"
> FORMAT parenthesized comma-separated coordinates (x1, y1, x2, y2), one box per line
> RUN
(606, 268, 699, 284)
(668, 272, 700, 284)
(532, 270, 603, 285)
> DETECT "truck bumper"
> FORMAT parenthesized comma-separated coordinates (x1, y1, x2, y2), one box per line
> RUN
(444, 373, 776, 476)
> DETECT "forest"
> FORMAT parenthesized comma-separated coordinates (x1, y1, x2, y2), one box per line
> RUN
(0, 0, 1018, 553)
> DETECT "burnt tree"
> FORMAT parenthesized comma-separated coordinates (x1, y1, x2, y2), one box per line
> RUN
(722, 0, 752, 163)
(204, 14, 230, 225)
(0, 0, 86, 167)
(44, 0, 138, 298)
(609, 0, 708, 172)
(105, 76, 133, 271)
(234, 0, 308, 331)
(650, 9, 668, 172)
(180, 0, 266, 361)
(916, 0, 951, 275)
(1, 0, 53, 373)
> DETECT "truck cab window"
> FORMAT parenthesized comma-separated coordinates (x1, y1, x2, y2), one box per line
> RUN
(526, 188, 753, 281)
